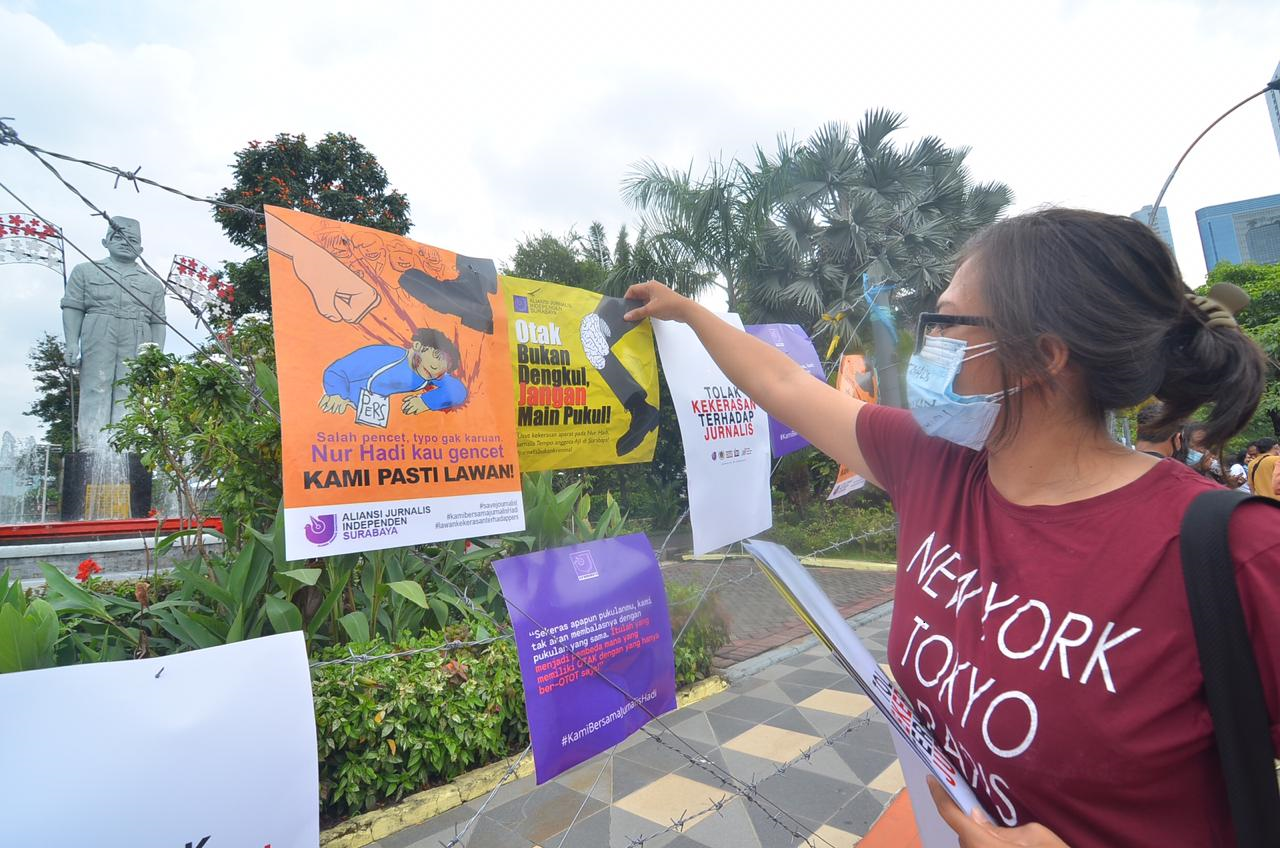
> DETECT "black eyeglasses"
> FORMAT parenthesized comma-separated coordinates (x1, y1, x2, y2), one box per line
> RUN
(914, 313, 993, 354)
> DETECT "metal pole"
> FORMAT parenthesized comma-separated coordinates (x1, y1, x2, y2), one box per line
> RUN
(39, 443, 50, 522)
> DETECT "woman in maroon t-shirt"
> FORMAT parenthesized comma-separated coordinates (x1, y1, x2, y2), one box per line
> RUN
(622, 208, 1278, 846)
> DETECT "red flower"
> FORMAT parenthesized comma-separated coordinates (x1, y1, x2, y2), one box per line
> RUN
(147, 508, 157, 518)
(76, 558, 102, 583)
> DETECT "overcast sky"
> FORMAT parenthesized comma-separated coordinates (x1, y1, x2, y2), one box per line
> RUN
(1, 0, 1278, 442)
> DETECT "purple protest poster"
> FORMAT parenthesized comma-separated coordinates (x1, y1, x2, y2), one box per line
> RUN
(493, 534, 677, 783)
(745, 323, 825, 457)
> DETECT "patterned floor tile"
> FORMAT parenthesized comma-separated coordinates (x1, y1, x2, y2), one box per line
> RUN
(718, 747, 785, 785)
(790, 745, 863, 786)
(799, 706, 859, 738)
(867, 761, 905, 795)
(615, 773, 738, 829)
(760, 705, 823, 737)
(462, 815, 539, 848)
(665, 711, 720, 748)
(612, 759, 678, 802)
(810, 822, 862, 846)
(749, 769, 862, 830)
(705, 694, 788, 723)
(388, 802, 477, 848)
(742, 800, 824, 848)
(743, 681, 796, 705)
(829, 742, 898, 785)
(679, 797, 762, 848)
(825, 789, 888, 837)
(704, 711, 758, 746)
(776, 681, 823, 704)
(619, 734, 713, 775)
(722, 724, 823, 763)
(777, 669, 847, 689)
(558, 752, 613, 803)
(797, 689, 873, 718)
(488, 782, 605, 845)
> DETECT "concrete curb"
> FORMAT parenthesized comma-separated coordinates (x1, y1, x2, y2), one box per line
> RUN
(721, 599, 895, 684)
(318, 675, 730, 847)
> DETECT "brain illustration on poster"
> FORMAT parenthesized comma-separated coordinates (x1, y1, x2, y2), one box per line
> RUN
(264, 206, 524, 558)
(503, 277, 661, 471)
(494, 535, 677, 783)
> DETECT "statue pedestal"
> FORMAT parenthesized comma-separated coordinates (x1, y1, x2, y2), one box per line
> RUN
(60, 452, 153, 521)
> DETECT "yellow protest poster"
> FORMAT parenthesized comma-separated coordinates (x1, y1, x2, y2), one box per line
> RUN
(503, 277, 660, 471)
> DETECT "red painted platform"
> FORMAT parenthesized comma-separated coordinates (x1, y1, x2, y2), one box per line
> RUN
(0, 517, 223, 544)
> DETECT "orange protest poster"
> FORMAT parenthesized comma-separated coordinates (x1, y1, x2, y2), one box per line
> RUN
(828, 354, 877, 500)
(264, 206, 524, 559)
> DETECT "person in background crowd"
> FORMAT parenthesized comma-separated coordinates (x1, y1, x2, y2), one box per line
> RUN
(1134, 402, 1182, 458)
(1181, 422, 1228, 484)
(1229, 449, 1251, 493)
(1248, 439, 1280, 500)
(624, 207, 1276, 846)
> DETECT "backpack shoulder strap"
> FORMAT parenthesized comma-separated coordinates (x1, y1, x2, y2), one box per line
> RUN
(1180, 489, 1280, 847)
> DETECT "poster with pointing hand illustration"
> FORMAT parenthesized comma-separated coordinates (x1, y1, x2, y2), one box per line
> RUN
(265, 206, 524, 559)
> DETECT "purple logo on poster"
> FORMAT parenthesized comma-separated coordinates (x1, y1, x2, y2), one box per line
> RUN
(571, 550, 599, 581)
(494, 534, 678, 784)
(304, 514, 337, 546)
(745, 324, 826, 458)
(513, 295, 529, 313)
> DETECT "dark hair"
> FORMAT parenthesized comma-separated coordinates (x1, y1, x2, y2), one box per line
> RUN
(1257, 438, 1278, 454)
(1135, 401, 1182, 443)
(960, 208, 1266, 448)
(411, 327, 460, 372)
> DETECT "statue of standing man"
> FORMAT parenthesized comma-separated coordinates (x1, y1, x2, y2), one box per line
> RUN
(61, 217, 167, 449)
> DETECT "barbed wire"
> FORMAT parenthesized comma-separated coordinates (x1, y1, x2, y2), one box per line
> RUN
(439, 743, 532, 848)
(622, 714, 873, 848)
(309, 635, 510, 670)
(0, 120, 264, 219)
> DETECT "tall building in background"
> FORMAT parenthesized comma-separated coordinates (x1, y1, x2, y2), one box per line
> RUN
(1268, 61, 1280, 158)
(1131, 205, 1176, 258)
(1195, 193, 1280, 270)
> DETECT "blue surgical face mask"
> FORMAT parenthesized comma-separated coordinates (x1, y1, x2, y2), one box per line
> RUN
(906, 335, 1017, 451)
(1185, 449, 1205, 466)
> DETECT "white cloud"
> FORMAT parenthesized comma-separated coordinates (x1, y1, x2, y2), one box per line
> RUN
(1, 0, 1278, 444)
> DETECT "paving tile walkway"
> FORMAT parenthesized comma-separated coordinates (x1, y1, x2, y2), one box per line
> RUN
(377, 603, 905, 848)
(660, 558, 896, 670)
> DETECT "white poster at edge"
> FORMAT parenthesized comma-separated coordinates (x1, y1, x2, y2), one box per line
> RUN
(652, 315, 772, 554)
(0, 632, 318, 848)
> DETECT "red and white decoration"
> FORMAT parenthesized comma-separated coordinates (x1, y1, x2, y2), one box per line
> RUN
(166, 254, 230, 311)
(0, 213, 64, 275)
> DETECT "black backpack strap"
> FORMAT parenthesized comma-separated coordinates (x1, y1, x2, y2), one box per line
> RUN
(1180, 489, 1280, 847)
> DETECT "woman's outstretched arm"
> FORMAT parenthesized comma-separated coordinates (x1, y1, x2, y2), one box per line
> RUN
(624, 280, 881, 487)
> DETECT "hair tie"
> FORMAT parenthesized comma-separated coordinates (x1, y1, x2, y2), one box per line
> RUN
(1185, 282, 1249, 329)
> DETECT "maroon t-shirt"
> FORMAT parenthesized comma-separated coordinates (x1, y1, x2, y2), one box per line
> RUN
(857, 404, 1280, 847)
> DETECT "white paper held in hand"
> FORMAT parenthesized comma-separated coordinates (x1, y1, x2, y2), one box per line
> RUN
(742, 538, 989, 847)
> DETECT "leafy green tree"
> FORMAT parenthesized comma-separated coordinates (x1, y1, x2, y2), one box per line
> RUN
(747, 113, 1012, 343)
(503, 229, 606, 291)
(623, 156, 766, 310)
(212, 132, 412, 319)
(1202, 262, 1280, 437)
(24, 332, 74, 452)
(624, 112, 1013, 348)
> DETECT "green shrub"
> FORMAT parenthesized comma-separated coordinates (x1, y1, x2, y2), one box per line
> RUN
(313, 579, 730, 820)
(766, 500, 898, 561)
(313, 629, 527, 819)
(667, 583, 730, 686)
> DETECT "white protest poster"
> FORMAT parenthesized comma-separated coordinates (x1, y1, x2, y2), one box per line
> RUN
(0, 632, 318, 848)
(652, 316, 772, 554)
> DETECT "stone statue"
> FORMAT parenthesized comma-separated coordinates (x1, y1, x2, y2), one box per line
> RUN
(60, 217, 167, 448)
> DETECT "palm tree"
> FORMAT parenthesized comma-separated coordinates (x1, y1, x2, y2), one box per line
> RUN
(626, 112, 1012, 350)
(751, 111, 1013, 349)
(621, 157, 769, 311)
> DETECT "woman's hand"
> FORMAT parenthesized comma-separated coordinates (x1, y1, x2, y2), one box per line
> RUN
(623, 280, 694, 323)
(927, 778, 1069, 847)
